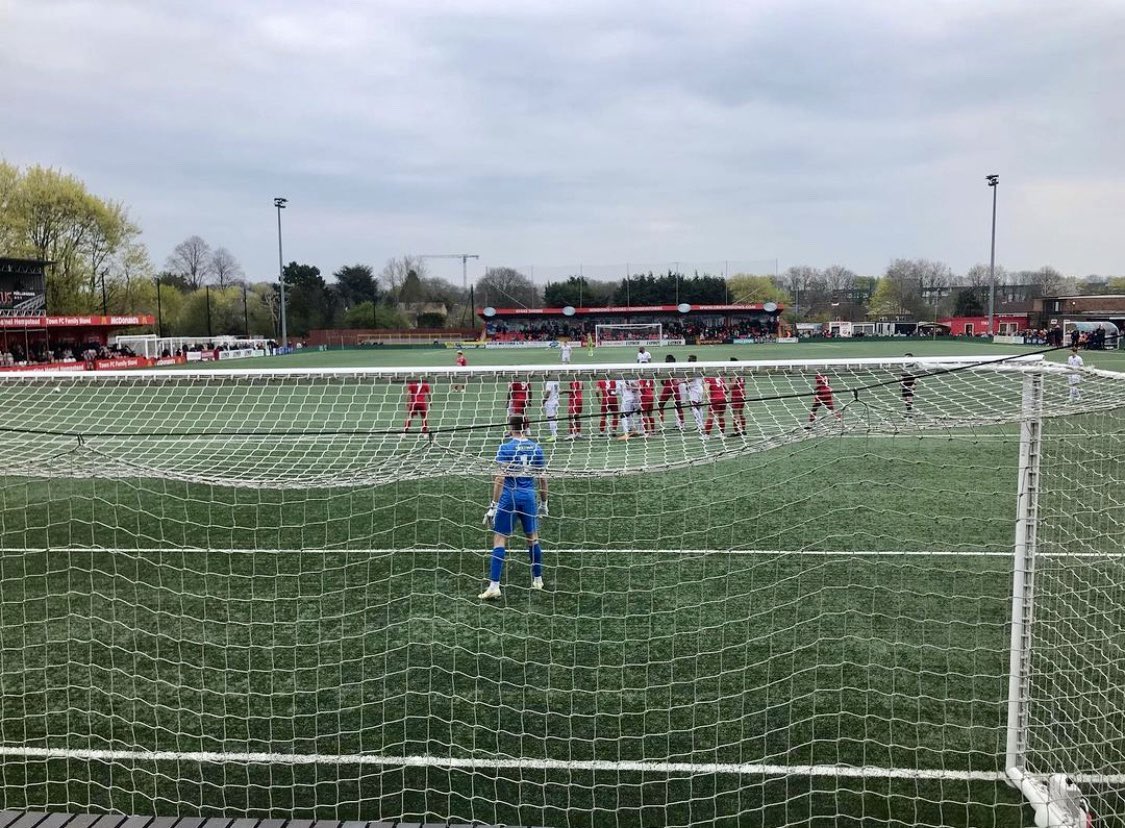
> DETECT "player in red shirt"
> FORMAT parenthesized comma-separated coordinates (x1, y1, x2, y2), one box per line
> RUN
(403, 377, 432, 434)
(594, 378, 612, 436)
(728, 359, 747, 436)
(638, 377, 657, 435)
(657, 354, 684, 429)
(807, 371, 842, 425)
(507, 380, 532, 418)
(452, 349, 468, 392)
(566, 379, 584, 439)
(704, 376, 728, 436)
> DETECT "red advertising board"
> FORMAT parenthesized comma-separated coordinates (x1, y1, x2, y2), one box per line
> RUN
(93, 356, 152, 370)
(0, 314, 155, 329)
(0, 354, 188, 373)
(0, 361, 84, 373)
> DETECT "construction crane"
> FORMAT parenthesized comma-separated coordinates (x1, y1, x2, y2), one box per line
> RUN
(419, 253, 481, 328)
(418, 253, 480, 292)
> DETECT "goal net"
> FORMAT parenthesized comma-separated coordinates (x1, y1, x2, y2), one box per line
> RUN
(594, 322, 665, 347)
(0, 356, 1121, 827)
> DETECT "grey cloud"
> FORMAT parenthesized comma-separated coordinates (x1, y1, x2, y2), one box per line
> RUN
(1, 0, 1122, 280)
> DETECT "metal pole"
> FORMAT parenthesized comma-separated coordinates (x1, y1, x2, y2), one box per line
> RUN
(243, 283, 250, 337)
(274, 197, 288, 345)
(462, 256, 468, 293)
(988, 175, 999, 336)
(205, 285, 213, 338)
(155, 276, 163, 338)
(1004, 371, 1044, 777)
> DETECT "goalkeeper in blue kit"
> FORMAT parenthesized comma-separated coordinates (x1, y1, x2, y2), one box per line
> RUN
(479, 415, 548, 600)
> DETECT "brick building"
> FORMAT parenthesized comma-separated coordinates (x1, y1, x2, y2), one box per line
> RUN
(1038, 295, 1125, 330)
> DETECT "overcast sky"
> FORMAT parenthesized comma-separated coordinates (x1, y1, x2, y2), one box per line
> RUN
(3, 0, 1122, 285)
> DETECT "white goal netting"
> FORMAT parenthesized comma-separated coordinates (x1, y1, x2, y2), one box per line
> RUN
(594, 323, 665, 347)
(0, 355, 1121, 828)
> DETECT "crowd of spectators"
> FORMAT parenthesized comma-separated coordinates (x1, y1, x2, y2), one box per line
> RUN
(1020, 325, 1118, 349)
(484, 317, 780, 343)
(163, 340, 281, 359)
(0, 341, 137, 366)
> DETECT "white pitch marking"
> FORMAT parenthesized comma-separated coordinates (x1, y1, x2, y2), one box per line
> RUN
(0, 744, 1016, 782)
(0, 546, 1018, 558)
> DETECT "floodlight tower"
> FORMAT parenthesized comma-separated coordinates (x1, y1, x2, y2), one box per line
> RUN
(419, 253, 480, 292)
(274, 197, 289, 345)
(986, 175, 999, 336)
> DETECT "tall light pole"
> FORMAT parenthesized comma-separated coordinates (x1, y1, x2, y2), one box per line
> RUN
(986, 174, 999, 336)
(419, 253, 480, 292)
(274, 197, 289, 345)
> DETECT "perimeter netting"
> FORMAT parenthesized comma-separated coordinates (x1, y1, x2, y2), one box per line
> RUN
(0, 356, 1121, 827)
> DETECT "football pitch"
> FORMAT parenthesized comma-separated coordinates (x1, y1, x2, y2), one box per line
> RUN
(0, 340, 1121, 828)
(170, 337, 1125, 373)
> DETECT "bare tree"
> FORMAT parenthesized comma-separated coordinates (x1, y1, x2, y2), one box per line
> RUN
(378, 256, 429, 298)
(211, 247, 244, 288)
(1030, 265, 1066, 298)
(823, 265, 858, 297)
(478, 267, 540, 308)
(778, 265, 823, 316)
(166, 235, 213, 289)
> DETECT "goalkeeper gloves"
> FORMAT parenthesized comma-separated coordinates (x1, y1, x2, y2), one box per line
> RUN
(539, 501, 549, 518)
(483, 501, 497, 525)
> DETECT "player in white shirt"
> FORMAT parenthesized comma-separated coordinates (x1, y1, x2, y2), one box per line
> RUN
(560, 342, 573, 364)
(683, 356, 706, 432)
(688, 375, 706, 432)
(636, 346, 652, 364)
(1067, 347, 1084, 402)
(616, 379, 641, 438)
(543, 378, 561, 441)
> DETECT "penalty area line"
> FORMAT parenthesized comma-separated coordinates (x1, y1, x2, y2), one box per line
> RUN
(0, 744, 1010, 782)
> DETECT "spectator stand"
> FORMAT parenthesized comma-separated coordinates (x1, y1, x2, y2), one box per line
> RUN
(0, 315, 155, 370)
(113, 335, 278, 361)
(477, 303, 783, 345)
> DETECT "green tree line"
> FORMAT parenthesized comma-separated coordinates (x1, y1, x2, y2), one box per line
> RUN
(4, 162, 1121, 337)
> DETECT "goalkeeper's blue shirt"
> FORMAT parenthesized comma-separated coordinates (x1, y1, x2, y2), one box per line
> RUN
(495, 437, 545, 494)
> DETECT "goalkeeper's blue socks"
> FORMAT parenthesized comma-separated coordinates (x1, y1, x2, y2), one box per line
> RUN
(529, 542, 543, 579)
(489, 546, 507, 583)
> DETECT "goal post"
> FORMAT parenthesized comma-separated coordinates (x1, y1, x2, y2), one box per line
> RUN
(0, 355, 1121, 826)
(593, 322, 665, 346)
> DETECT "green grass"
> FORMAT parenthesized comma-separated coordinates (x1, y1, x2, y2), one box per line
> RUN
(0, 341, 1122, 827)
(169, 337, 1125, 372)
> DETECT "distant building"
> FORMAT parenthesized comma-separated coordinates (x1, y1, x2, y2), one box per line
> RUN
(1038, 295, 1125, 331)
(398, 301, 448, 326)
(938, 314, 1030, 336)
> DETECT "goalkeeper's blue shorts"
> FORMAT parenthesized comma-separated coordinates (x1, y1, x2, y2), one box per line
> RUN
(494, 491, 538, 537)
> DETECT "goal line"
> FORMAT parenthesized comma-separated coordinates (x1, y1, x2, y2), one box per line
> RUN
(6, 547, 1119, 558)
(0, 744, 1011, 783)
